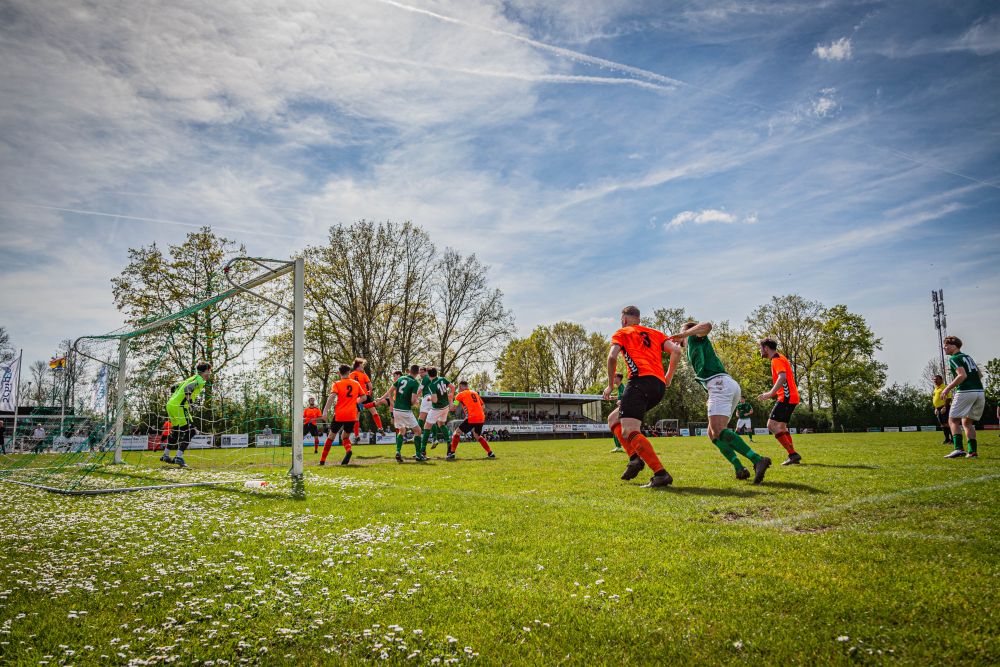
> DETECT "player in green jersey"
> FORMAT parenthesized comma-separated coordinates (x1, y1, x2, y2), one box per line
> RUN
(161, 362, 212, 467)
(416, 366, 435, 448)
(669, 322, 770, 483)
(385, 365, 424, 462)
(422, 368, 454, 454)
(610, 373, 626, 452)
(940, 336, 985, 459)
(734, 399, 754, 442)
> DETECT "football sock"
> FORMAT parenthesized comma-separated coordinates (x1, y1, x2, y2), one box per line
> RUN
(417, 417, 426, 430)
(395, 433, 404, 454)
(373, 413, 383, 429)
(626, 432, 664, 473)
(711, 437, 742, 471)
(363, 402, 375, 409)
(612, 434, 623, 449)
(722, 429, 762, 464)
(320, 441, 332, 463)
(953, 434, 964, 451)
(439, 425, 450, 441)
(477, 436, 492, 454)
(612, 424, 635, 455)
(421, 429, 431, 453)
(353, 422, 360, 438)
(968, 438, 977, 454)
(775, 431, 796, 454)
(450, 432, 460, 454)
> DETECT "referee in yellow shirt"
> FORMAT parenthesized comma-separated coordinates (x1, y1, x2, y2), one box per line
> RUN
(932, 375, 953, 445)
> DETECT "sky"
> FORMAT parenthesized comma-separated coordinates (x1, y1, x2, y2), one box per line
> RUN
(1, 0, 998, 387)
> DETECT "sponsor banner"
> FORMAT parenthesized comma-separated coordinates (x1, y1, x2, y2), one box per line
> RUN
(148, 434, 165, 450)
(867, 427, 882, 432)
(120, 435, 149, 451)
(221, 433, 249, 448)
(901, 426, 918, 432)
(552, 423, 610, 433)
(919, 426, 938, 432)
(695, 428, 708, 437)
(789, 428, 798, 435)
(754, 428, 770, 435)
(189, 434, 213, 449)
(984, 424, 999, 431)
(0, 355, 20, 412)
(884, 427, 900, 433)
(680, 428, 690, 436)
(256, 434, 281, 448)
(53, 435, 87, 450)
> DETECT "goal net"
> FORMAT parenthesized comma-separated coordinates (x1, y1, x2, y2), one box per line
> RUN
(653, 419, 679, 436)
(687, 421, 709, 437)
(0, 257, 304, 495)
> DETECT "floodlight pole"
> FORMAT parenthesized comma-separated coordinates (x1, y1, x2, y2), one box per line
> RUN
(112, 340, 128, 464)
(290, 257, 305, 497)
(931, 289, 947, 378)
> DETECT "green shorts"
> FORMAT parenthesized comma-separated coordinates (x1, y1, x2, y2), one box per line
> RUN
(166, 404, 188, 427)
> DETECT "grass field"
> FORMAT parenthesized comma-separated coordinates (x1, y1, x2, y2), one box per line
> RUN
(1, 432, 998, 665)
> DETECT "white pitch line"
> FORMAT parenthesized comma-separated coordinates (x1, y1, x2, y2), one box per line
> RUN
(750, 472, 1000, 528)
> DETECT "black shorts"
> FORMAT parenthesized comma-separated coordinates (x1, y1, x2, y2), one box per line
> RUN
(619, 375, 666, 421)
(327, 420, 357, 435)
(769, 402, 797, 423)
(304, 423, 320, 437)
(458, 420, 484, 436)
(358, 395, 371, 405)
(935, 404, 950, 421)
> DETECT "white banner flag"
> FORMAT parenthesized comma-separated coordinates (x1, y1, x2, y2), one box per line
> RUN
(0, 354, 20, 412)
(91, 364, 109, 414)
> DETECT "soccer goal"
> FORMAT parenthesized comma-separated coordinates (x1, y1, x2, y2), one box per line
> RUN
(653, 419, 679, 436)
(687, 421, 709, 437)
(0, 257, 305, 496)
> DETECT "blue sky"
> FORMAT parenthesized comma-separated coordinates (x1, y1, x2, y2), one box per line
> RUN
(1, 0, 998, 386)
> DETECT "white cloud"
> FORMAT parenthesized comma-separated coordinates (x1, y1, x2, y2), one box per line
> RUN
(814, 36, 853, 61)
(666, 208, 757, 229)
(810, 88, 839, 117)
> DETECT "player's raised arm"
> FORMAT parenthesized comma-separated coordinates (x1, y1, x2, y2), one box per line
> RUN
(669, 321, 711, 341)
(604, 344, 621, 400)
(663, 339, 681, 387)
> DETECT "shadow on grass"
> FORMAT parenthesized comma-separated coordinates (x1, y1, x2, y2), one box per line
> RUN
(762, 480, 828, 494)
(658, 485, 761, 498)
(804, 463, 878, 470)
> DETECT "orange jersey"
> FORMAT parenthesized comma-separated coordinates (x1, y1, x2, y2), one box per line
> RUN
(303, 407, 323, 425)
(349, 370, 372, 394)
(770, 353, 800, 404)
(330, 378, 365, 421)
(611, 325, 667, 382)
(454, 390, 486, 423)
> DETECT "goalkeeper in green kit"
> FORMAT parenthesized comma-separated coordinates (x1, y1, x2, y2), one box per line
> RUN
(161, 363, 212, 467)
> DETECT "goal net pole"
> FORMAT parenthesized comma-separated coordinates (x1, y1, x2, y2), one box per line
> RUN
(113, 339, 128, 465)
(291, 257, 305, 490)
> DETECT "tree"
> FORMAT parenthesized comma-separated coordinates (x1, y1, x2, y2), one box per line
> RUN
(984, 358, 1000, 404)
(495, 327, 556, 392)
(814, 305, 887, 428)
(428, 249, 515, 380)
(747, 295, 824, 410)
(0, 327, 13, 364)
(464, 370, 494, 392)
(548, 322, 591, 393)
(920, 358, 943, 389)
(27, 360, 49, 405)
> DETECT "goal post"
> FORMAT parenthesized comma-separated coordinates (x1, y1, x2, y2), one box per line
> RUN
(0, 257, 306, 496)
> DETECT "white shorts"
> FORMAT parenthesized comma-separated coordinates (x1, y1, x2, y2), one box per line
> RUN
(736, 418, 752, 431)
(427, 406, 449, 423)
(950, 392, 985, 420)
(706, 374, 741, 418)
(419, 395, 434, 414)
(392, 409, 419, 429)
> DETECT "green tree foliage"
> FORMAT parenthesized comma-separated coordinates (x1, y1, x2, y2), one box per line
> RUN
(815, 305, 887, 428)
(747, 294, 824, 410)
(0, 326, 13, 364)
(984, 358, 1000, 403)
(495, 327, 556, 392)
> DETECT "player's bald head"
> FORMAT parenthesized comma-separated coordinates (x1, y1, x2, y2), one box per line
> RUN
(621, 305, 640, 324)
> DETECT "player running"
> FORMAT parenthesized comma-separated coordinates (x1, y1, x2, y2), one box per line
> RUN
(448, 381, 495, 460)
(304, 398, 323, 454)
(349, 358, 383, 439)
(384, 365, 424, 462)
(422, 368, 454, 453)
(671, 322, 770, 482)
(757, 338, 802, 465)
(603, 305, 680, 488)
(609, 373, 626, 453)
(416, 366, 435, 442)
(932, 374, 953, 445)
(735, 398, 754, 442)
(319, 365, 364, 466)
(160, 363, 212, 467)
(939, 336, 985, 459)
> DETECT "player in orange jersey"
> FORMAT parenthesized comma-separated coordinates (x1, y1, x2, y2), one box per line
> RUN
(757, 338, 802, 465)
(350, 358, 384, 438)
(303, 398, 324, 453)
(320, 365, 365, 466)
(603, 305, 681, 488)
(448, 381, 495, 460)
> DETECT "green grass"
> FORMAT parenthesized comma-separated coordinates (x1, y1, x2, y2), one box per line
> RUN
(2, 432, 999, 665)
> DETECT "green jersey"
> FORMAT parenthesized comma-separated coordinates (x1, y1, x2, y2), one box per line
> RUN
(949, 352, 983, 393)
(421, 375, 433, 397)
(685, 335, 728, 388)
(167, 374, 206, 408)
(617, 382, 625, 400)
(736, 400, 753, 418)
(393, 375, 421, 410)
(429, 377, 452, 409)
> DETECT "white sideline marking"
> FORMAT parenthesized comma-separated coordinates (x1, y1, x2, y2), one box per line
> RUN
(751, 473, 1000, 528)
